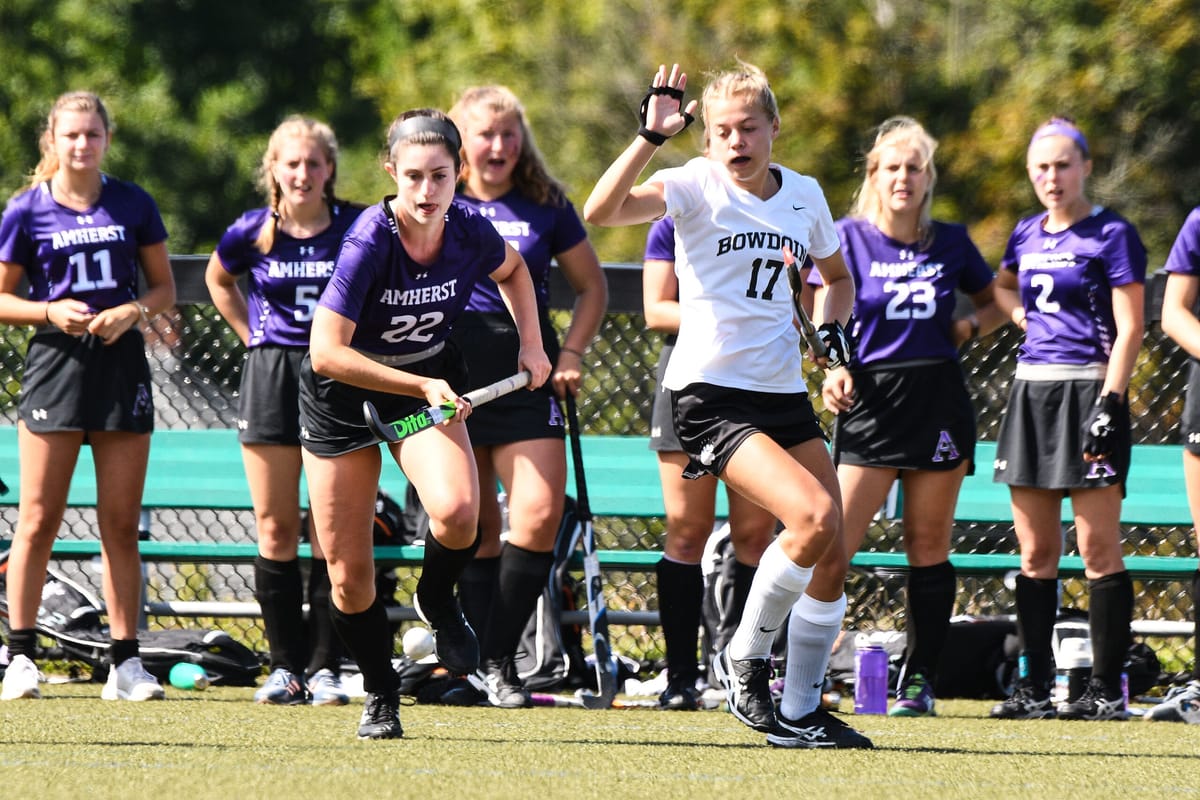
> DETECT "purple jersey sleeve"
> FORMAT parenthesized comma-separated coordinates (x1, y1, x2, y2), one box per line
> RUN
(455, 190, 587, 314)
(1164, 207, 1200, 277)
(319, 200, 507, 355)
(1001, 207, 1146, 365)
(0, 177, 167, 310)
(837, 218, 994, 364)
(215, 203, 359, 347)
(643, 216, 676, 262)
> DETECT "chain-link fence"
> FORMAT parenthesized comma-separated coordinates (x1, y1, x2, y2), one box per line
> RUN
(1, 261, 1194, 679)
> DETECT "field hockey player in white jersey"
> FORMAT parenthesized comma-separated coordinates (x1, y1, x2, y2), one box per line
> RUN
(584, 62, 870, 748)
(297, 109, 551, 739)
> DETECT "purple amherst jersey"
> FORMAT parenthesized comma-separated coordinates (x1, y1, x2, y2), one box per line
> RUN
(1001, 206, 1146, 365)
(644, 215, 676, 263)
(215, 202, 359, 347)
(1164, 206, 1200, 277)
(831, 218, 994, 364)
(318, 198, 507, 355)
(0, 177, 168, 310)
(455, 189, 587, 314)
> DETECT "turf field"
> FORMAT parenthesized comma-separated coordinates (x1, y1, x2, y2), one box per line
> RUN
(1, 686, 1198, 799)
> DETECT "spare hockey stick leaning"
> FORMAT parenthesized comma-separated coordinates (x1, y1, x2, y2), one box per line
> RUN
(564, 392, 619, 709)
(363, 370, 531, 443)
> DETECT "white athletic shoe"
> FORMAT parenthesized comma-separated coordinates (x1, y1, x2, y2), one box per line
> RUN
(1, 654, 42, 700)
(307, 668, 350, 706)
(102, 657, 166, 701)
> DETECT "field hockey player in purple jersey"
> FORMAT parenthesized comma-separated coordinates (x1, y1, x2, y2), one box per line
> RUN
(297, 109, 551, 739)
(447, 86, 607, 709)
(1150, 206, 1200, 724)
(802, 117, 1006, 718)
(0, 91, 176, 702)
(990, 116, 1146, 722)
(205, 116, 360, 708)
(586, 62, 870, 749)
(642, 215, 777, 711)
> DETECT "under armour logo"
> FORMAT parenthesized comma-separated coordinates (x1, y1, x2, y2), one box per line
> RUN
(298, 245, 315, 256)
(1189, 432, 1200, 444)
(236, 418, 249, 430)
(993, 458, 1007, 471)
(300, 426, 310, 439)
(76, 214, 94, 225)
(415, 272, 429, 281)
(1042, 239, 1058, 249)
(547, 399, 564, 428)
(31, 408, 48, 421)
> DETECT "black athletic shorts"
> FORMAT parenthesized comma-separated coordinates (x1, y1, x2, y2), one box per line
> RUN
(237, 346, 306, 445)
(20, 328, 153, 434)
(648, 340, 682, 453)
(451, 311, 564, 447)
(835, 359, 976, 473)
(1183, 359, 1200, 457)
(994, 368, 1130, 491)
(298, 340, 469, 458)
(671, 381, 825, 480)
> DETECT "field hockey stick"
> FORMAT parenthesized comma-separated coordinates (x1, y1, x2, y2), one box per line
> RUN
(783, 245, 828, 362)
(783, 246, 844, 463)
(530, 692, 659, 710)
(363, 370, 531, 443)
(564, 392, 619, 710)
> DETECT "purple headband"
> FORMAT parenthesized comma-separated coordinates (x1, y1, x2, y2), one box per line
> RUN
(1029, 120, 1090, 158)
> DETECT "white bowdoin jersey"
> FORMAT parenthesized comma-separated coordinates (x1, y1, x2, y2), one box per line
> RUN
(652, 157, 840, 393)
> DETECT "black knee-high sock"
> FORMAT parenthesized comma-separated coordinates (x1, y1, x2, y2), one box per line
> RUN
(481, 543, 555, 664)
(904, 560, 957, 680)
(656, 558, 703, 683)
(255, 555, 307, 673)
(1193, 570, 1200, 682)
(731, 560, 762, 652)
(459, 556, 500, 644)
(330, 599, 398, 694)
(1089, 570, 1133, 690)
(416, 532, 480, 619)
(305, 559, 341, 676)
(1014, 574, 1059, 688)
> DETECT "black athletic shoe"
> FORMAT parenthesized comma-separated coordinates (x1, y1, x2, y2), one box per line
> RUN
(712, 646, 776, 732)
(413, 593, 480, 675)
(990, 680, 1056, 720)
(767, 707, 875, 749)
(658, 674, 701, 711)
(357, 690, 403, 740)
(1057, 677, 1127, 721)
(482, 657, 531, 709)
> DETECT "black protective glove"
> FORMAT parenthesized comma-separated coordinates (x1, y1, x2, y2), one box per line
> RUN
(637, 85, 696, 146)
(816, 321, 852, 370)
(1083, 392, 1123, 459)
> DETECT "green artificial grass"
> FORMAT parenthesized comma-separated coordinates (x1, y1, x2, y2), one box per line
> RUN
(2, 685, 1198, 800)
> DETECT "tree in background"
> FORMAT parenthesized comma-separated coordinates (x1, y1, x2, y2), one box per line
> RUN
(1, 0, 1198, 264)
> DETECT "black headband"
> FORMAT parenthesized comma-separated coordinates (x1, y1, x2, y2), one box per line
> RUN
(388, 115, 462, 153)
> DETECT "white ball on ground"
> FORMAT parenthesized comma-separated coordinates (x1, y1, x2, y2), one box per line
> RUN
(402, 625, 435, 660)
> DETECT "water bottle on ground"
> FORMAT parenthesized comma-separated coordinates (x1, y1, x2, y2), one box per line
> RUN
(854, 643, 888, 714)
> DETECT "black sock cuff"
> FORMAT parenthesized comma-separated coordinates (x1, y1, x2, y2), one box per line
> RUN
(255, 554, 302, 575)
(1088, 570, 1132, 592)
(6, 628, 38, 658)
(656, 557, 703, 579)
(110, 638, 139, 666)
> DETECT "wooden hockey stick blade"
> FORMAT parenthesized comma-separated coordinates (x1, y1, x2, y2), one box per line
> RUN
(362, 370, 532, 443)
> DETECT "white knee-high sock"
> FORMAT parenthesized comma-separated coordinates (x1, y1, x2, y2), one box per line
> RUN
(780, 592, 847, 720)
(728, 541, 813, 660)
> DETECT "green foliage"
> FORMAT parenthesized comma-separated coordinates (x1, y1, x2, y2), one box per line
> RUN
(2, 1, 1199, 263)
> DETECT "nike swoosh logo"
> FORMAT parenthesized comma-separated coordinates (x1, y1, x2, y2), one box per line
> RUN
(792, 205, 806, 211)
(758, 626, 780, 634)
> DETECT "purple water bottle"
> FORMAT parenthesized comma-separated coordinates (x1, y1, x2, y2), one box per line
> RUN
(854, 643, 888, 715)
